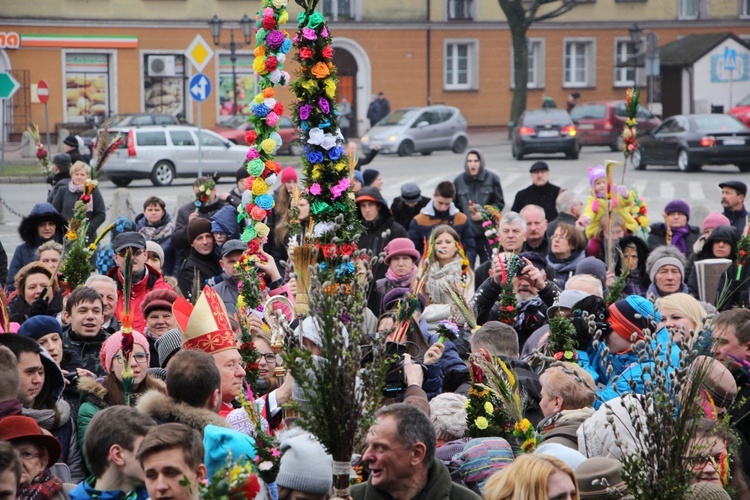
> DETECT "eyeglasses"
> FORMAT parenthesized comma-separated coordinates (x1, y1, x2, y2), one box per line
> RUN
(112, 352, 149, 364)
(258, 353, 277, 363)
(685, 451, 727, 470)
(116, 248, 145, 258)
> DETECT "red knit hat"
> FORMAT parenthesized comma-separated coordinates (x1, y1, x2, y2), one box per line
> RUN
(280, 166, 298, 184)
(141, 288, 179, 317)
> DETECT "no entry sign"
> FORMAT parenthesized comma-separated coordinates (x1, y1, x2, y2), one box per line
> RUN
(36, 80, 49, 104)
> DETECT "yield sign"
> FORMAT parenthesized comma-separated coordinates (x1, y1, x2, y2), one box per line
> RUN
(0, 72, 20, 100)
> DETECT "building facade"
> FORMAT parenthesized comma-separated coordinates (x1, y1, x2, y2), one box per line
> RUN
(1, 0, 749, 138)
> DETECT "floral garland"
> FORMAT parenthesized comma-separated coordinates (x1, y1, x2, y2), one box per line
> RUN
(239, 387, 281, 484)
(736, 226, 750, 280)
(627, 186, 649, 240)
(621, 87, 640, 158)
(290, 3, 362, 280)
(546, 312, 578, 362)
(473, 203, 503, 252)
(192, 458, 262, 499)
(496, 253, 521, 325)
(465, 385, 508, 438)
(194, 176, 215, 210)
(237, 0, 293, 264)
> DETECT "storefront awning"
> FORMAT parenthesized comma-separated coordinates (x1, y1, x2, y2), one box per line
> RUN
(21, 34, 138, 49)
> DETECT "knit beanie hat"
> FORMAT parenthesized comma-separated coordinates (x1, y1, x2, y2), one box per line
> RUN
(535, 442, 586, 470)
(280, 166, 298, 184)
(141, 288, 179, 318)
(576, 457, 628, 498)
(683, 483, 731, 500)
(63, 135, 80, 148)
(275, 430, 333, 494)
(648, 256, 685, 283)
(155, 329, 183, 368)
(608, 295, 660, 342)
(203, 424, 257, 479)
(452, 437, 514, 490)
(362, 168, 380, 187)
(353, 170, 364, 186)
(18, 315, 63, 342)
(187, 217, 213, 244)
(664, 199, 690, 220)
(428, 393, 468, 442)
(702, 212, 731, 233)
(575, 256, 608, 290)
(100, 330, 150, 373)
(588, 165, 605, 187)
(145, 241, 164, 265)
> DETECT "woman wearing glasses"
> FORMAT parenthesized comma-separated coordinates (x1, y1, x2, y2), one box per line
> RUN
(76, 330, 165, 455)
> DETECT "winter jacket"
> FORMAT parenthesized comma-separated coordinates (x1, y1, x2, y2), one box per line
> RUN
(179, 248, 222, 301)
(52, 185, 106, 242)
(723, 206, 748, 235)
(717, 261, 750, 311)
(351, 457, 481, 500)
(687, 225, 738, 300)
(47, 171, 70, 204)
(577, 394, 648, 459)
(647, 222, 701, 259)
(546, 212, 579, 238)
(537, 407, 595, 449)
(212, 272, 240, 317)
(408, 200, 476, 258)
(108, 264, 171, 334)
(453, 149, 505, 223)
(62, 327, 109, 377)
(69, 477, 149, 500)
(135, 390, 230, 432)
(7, 202, 67, 290)
(357, 187, 409, 283)
(8, 291, 64, 324)
(547, 250, 586, 289)
(172, 197, 229, 270)
(135, 211, 175, 276)
(390, 195, 430, 233)
(512, 182, 561, 221)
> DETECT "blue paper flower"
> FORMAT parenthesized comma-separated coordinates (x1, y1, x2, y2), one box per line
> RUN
(307, 151, 324, 163)
(255, 194, 275, 210)
(280, 38, 293, 54)
(253, 104, 269, 118)
(329, 145, 343, 161)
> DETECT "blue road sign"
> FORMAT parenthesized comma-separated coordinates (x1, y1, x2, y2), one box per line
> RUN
(724, 46, 737, 71)
(189, 73, 211, 102)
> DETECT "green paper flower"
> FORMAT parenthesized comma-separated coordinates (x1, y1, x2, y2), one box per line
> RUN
(306, 11, 325, 29)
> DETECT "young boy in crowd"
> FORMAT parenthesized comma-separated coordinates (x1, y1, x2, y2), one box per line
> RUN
(61, 287, 107, 377)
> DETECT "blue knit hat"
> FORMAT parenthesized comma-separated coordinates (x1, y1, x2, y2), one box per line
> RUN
(203, 425, 257, 479)
(18, 315, 63, 342)
(353, 170, 364, 185)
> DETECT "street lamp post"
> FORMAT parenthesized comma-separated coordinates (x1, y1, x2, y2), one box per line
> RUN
(208, 14, 253, 116)
(629, 23, 643, 88)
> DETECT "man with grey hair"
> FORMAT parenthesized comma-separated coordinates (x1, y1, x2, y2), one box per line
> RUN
(353, 403, 480, 500)
(473, 212, 528, 290)
(84, 274, 120, 334)
(521, 204, 549, 255)
(547, 190, 584, 238)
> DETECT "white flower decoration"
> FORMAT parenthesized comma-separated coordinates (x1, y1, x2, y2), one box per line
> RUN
(320, 133, 337, 150)
(264, 98, 277, 109)
(307, 127, 324, 146)
(313, 221, 336, 237)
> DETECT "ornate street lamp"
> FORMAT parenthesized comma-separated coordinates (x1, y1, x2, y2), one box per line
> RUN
(208, 15, 254, 116)
(629, 23, 643, 87)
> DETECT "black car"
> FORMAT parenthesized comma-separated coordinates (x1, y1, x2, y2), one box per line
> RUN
(632, 114, 750, 173)
(511, 108, 579, 160)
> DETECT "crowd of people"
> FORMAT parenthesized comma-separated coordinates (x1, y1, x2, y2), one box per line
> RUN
(0, 138, 749, 500)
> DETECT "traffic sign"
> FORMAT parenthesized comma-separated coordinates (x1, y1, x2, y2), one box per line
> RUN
(189, 73, 211, 102)
(0, 72, 20, 100)
(724, 46, 737, 71)
(186, 34, 214, 73)
(36, 80, 49, 104)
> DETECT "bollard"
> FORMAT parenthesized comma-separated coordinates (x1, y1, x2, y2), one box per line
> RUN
(0, 198, 5, 224)
(106, 188, 135, 225)
(20, 131, 36, 158)
(692, 206, 709, 229)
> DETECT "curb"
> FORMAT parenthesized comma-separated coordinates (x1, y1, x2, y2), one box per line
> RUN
(0, 176, 47, 184)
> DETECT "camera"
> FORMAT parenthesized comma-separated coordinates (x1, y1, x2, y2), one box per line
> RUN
(64, 372, 79, 387)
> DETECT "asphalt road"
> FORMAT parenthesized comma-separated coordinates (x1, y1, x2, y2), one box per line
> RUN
(0, 139, 743, 257)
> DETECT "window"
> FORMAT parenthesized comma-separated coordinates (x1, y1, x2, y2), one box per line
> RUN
(510, 39, 545, 89)
(64, 53, 111, 123)
(321, 0, 354, 20)
(563, 40, 595, 87)
(614, 40, 636, 87)
(199, 131, 225, 147)
(217, 54, 256, 122)
(143, 54, 186, 118)
(136, 131, 167, 146)
(169, 130, 195, 146)
(679, 0, 699, 18)
(742, 0, 750, 17)
(444, 40, 479, 90)
(447, 0, 474, 20)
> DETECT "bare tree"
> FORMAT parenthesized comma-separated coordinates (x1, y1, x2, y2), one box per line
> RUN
(501, 0, 584, 123)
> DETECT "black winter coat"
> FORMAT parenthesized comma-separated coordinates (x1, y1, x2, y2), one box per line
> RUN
(647, 222, 701, 260)
(178, 248, 222, 301)
(511, 183, 561, 221)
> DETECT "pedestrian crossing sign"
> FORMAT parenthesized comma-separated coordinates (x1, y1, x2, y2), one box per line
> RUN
(724, 46, 737, 71)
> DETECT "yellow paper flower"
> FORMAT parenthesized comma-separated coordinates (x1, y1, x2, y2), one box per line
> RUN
(521, 438, 537, 452)
(253, 57, 268, 75)
(465, 399, 471, 409)
(334, 161, 347, 172)
(311, 163, 323, 180)
(475, 416, 488, 430)
(301, 79, 317, 93)
(255, 223, 270, 238)
(324, 78, 337, 99)
(237, 295, 246, 309)
(514, 419, 531, 434)
(260, 138, 277, 154)
(484, 402, 494, 414)
(66, 230, 77, 241)
(252, 178, 269, 195)
(278, 10, 289, 24)
(253, 92, 265, 104)
(272, 0, 287, 8)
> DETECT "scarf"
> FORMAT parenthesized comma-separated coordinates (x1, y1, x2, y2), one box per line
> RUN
(68, 181, 93, 211)
(139, 220, 174, 244)
(670, 225, 690, 254)
(17, 468, 63, 500)
(22, 400, 71, 430)
(425, 257, 464, 304)
(385, 265, 418, 288)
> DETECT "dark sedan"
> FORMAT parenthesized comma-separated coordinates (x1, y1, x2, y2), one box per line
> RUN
(511, 108, 579, 160)
(632, 114, 750, 173)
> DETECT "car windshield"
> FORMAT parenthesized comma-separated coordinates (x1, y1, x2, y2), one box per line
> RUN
(524, 110, 572, 126)
(691, 115, 747, 132)
(571, 104, 607, 120)
(105, 114, 133, 127)
(378, 109, 420, 126)
(736, 94, 750, 106)
(223, 115, 250, 129)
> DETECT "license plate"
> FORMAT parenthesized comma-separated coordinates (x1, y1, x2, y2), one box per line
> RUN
(577, 124, 594, 130)
(538, 130, 559, 138)
(723, 138, 745, 146)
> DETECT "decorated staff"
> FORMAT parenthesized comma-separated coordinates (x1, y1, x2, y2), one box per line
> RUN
(118, 248, 136, 406)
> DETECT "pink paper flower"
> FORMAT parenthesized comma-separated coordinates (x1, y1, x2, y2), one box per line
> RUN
(246, 148, 260, 160)
(309, 183, 322, 195)
(330, 178, 350, 200)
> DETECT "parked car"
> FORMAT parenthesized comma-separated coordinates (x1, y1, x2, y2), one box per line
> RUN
(100, 126, 250, 187)
(360, 105, 468, 156)
(570, 100, 661, 151)
(80, 113, 181, 148)
(729, 93, 750, 127)
(212, 115, 304, 156)
(632, 114, 750, 173)
(510, 108, 579, 160)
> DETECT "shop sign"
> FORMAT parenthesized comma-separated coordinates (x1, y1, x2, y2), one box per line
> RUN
(0, 32, 20, 49)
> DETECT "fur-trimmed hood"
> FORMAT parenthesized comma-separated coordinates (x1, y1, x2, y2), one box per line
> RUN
(18, 202, 67, 247)
(77, 376, 108, 402)
(136, 390, 230, 431)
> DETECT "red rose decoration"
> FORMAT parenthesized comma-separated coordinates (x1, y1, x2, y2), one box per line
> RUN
(247, 238, 261, 254)
(273, 102, 284, 115)
(299, 47, 313, 59)
(321, 45, 334, 59)
(250, 206, 267, 221)
(340, 243, 355, 256)
(243, 475, 261, 498)
(80, 194, 91, 203)
(265, 56, 278, 72)
(261, 16, 276, 30)
(245, 130, 257, 144)
(321, 244, 336, 258)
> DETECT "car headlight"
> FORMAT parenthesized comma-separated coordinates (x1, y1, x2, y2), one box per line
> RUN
(388, 135, 398, 142)
(361, 135, 369, 143)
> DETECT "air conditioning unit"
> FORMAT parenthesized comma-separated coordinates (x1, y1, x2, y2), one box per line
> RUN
(148, 55, 177, 77)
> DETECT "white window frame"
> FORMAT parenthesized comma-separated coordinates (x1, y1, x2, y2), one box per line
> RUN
(678, 0, 700, 19)
(321, 0, 357, 20)
(613, 39, 636, 87)
(446, 0, 476, 20)
(444, 39, 479, 91)
(563, 38, 596, 88)
(741, 0, 750, 18)
(61, 49, 118, 124)
(510, 38, 545, 89)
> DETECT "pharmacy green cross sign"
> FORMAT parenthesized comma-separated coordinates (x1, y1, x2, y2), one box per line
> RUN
(0, 72, 20, 100)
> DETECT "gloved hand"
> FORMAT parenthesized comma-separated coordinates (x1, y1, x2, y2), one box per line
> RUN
(28, 292, 51, 318)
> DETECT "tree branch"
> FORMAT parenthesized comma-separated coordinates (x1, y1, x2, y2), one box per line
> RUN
(530, 0, 584, 23)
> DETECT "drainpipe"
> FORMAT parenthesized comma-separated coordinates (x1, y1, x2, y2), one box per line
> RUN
(687, 65, 694, 114)
(426, 0, 432, 105)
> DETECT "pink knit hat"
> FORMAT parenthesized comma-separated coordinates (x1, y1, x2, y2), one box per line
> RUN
(280, 167, 298, 184)
(100, 330, 150, 373)
(701, 212, 731, 233)
(588, 165, 605, 187)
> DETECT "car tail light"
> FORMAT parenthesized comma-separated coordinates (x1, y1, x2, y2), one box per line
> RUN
(700, 136, 716, 147)
(604, 121, 613, 130)
(561, 125, 577, 137)
(127, 130, 136, 157)
(519, 126, 536, 136)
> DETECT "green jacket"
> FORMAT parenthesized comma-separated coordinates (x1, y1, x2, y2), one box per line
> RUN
(351, 457, 480, 500)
